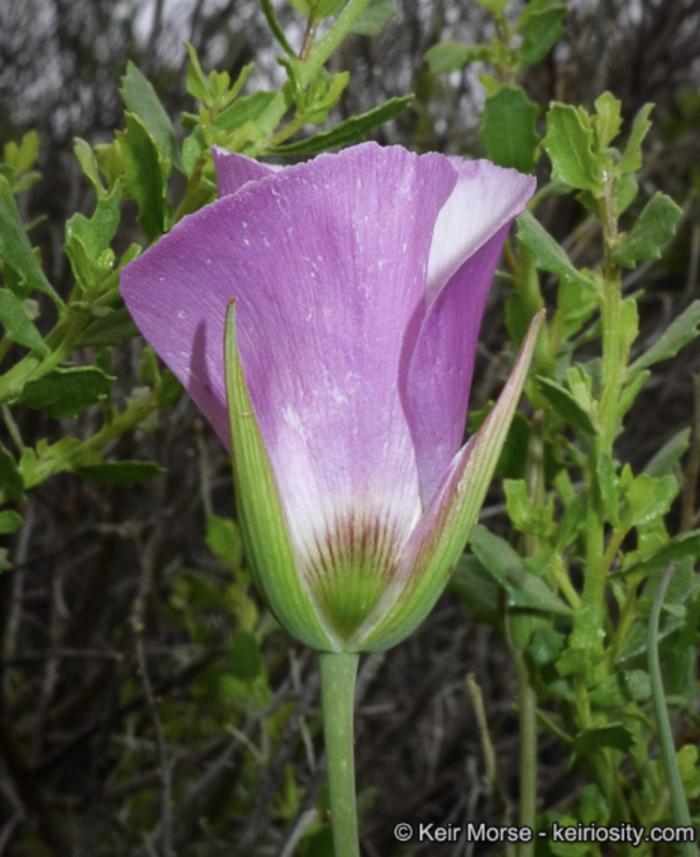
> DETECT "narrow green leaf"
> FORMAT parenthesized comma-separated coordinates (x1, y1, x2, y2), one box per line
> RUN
(619, 103, 654, 173)
(215, 91, 277, 132)
(260, 0, 296, 56)
(536, 375, 597, 435)
(451, 555, 502, 628)
(644, 428, 691, 477)
(79, 307, 138, 347)
(120, 61, 178, 167)
(594, 91, 622, 148)
(629, 300, 700, 374)
(350, 0, 395, 35)
(20, 366, 115, 418)
(73, 138, 106, 197)
(469, 525, 571, 615)
(272, 95, 413, 156)
(184, 42, 211, 101)
(617, 532, 700, 578)
(543, 103, 602, 193)
(118, 113, 170, 241)
(480, 85, 539, 172)
(425, 41, 493, 75)
(77, 460, 164, 485)
(516, 210, 593, 287)
(612, 192, 682, 269)
(0, 289, 48, 354)
(0, 177, 62, 307)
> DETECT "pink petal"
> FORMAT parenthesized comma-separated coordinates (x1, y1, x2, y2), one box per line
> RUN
(121, 143, 457, 584)
(212, 146, 280, 197)
(403, 163, 535, 503)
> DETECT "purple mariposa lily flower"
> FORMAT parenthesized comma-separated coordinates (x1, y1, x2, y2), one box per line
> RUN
(120, 142, 540, 653)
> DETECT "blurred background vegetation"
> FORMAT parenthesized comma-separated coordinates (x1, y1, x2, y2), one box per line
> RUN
(1, 0, 699, 854)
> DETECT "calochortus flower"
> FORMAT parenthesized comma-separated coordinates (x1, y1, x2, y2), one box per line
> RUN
(121, 142, 540, 655)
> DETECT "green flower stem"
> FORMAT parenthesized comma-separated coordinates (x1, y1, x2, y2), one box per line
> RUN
(320, 651, 360, 857)
(647, 565, 696, 857)
(515, 652, 537, 857)
(598, 266, 624, 451)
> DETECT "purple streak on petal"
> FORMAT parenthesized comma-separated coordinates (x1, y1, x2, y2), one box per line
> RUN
(121, 143, 457, 569)
(212, 146, 280, 197)
(403, 163, 535, 504)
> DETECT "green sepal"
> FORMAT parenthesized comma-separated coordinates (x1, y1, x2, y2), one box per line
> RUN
(224, 302, 339, 652)
(358, 310, 545, 651)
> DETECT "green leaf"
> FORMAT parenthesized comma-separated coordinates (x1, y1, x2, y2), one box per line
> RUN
(623, 473, 677, 528)
(618, 531, 700, 578)
(629, 299, 700, 374)
(556, 277, 598, 340)
(76, 460, 163, 485)
(593, 91, 622, 148)
(0, 289, 48, 354)
(79, 307, 138, 347)
(0, 443, 24, 503)
(618, 102, 653, 173)
(574, 724, 634, 755)
(504, 479, 531, 532)
(0, 509, 22, 535)
(536, 376, 597, 434)
(516, 211, 593, 287)
(3, 131, 39, 174)
(350, 0, 395, 35)
(468, 407, 532, 479)
(480, 85, 539, 172)
(469, 525, 571, 615)
(272, 95, 414, 156)
(644, 428, 691, 477)
(259, 0, 296, 56)
(615, 171, 638, 216)
(206, 514, 243, 572)
(612, 192, 682, 269)
(516, 0, 566, 67)
(0, 177, 62, 307)
(20, 366, 115, 418)
(184, 42, 211, 102)
(65, 184, 121, 292)
(230, 630, 264, 681)
(215, 91, 277, 132)
(451, 555, 502, 628)
(120, 61, 178, 167)
(313, 0, 346, 17)
(543, 103, 602, 193)
(73, 138, 106, 197)
(118, 113, 170, 241)
(425, 42, 493, 75)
